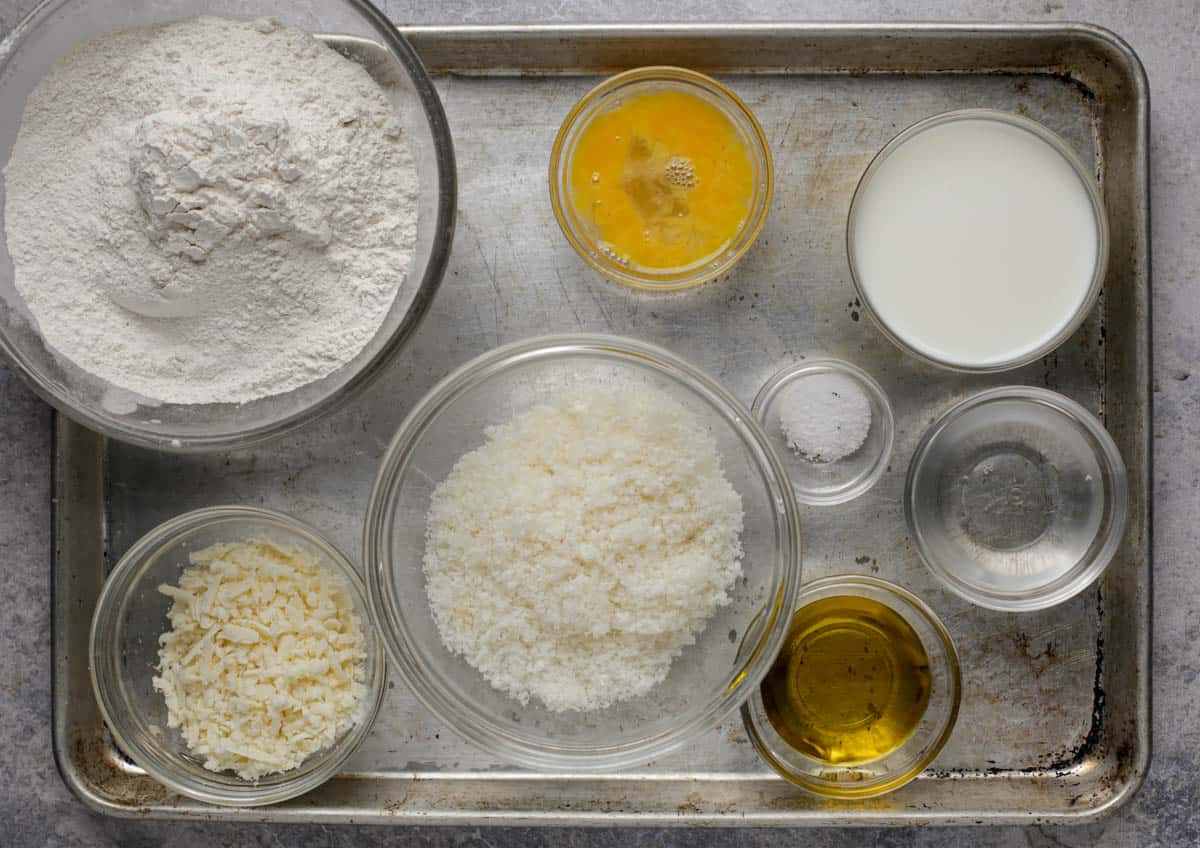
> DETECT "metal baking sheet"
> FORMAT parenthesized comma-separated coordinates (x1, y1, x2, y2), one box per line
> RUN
(51, 23, 1150, 826)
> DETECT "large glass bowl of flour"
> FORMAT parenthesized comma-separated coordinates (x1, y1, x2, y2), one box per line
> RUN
(365, 334, 803, 771)
(0, 0, 454, 451)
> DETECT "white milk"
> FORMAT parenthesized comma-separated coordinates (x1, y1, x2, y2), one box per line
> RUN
(850, 116, 1101, 368)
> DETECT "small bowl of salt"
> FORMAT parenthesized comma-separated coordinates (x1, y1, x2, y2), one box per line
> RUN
(753, 359, 894, 506)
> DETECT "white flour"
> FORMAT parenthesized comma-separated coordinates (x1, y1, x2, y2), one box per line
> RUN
(3, 16, 418, 404)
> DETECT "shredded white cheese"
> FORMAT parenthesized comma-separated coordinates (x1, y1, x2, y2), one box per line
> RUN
(152, 540, 367, 780)
(423, 384, 745, 712)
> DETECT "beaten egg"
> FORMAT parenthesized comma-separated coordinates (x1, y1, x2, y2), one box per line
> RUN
(568, 88, 755, 272)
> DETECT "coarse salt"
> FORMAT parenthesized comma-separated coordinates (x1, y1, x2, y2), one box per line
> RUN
(777, 372, 872, 463)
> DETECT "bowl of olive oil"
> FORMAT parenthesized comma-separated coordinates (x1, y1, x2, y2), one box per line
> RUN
(741, 575, 960, 799)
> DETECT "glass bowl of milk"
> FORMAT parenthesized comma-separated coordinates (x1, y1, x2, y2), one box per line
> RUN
(847, 109, 1108, 372)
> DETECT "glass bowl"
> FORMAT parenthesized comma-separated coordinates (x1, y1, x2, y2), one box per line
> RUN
(846, 108, 1108, 372)
(364, 333, 801, 771)
(0, 0, 455, 452)
(89, 506, 387, 806)
(752, 359, 894, 506)
(548, 66, 773, 291)
(905, 386, 1128, 612)
(740, 575, 961, 799)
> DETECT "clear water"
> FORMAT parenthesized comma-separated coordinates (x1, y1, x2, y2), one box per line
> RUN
(912, 398, 1106, 595)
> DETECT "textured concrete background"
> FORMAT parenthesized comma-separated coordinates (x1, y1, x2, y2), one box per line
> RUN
(0, 0, 1194, 845)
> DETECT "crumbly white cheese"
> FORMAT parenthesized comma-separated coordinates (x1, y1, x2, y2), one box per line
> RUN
(423, 385, 744, 712)
(152, 540, 367, 780)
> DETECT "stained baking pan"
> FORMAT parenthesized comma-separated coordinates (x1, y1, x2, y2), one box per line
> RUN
(51, 22, 1149, 825)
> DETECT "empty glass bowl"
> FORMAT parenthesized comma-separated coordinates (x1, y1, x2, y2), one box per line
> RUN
(364, 333, 801, 771)
(752, 359, 894, 506)
(89, 506, 387, 806)
(741, 575, 961, 799)
(906, 386, 1128, 611)
(0, 0, 455, 451)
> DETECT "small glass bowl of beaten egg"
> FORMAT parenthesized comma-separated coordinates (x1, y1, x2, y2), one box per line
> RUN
(549, 66, 773, 291)
(740, 575, 961, 799)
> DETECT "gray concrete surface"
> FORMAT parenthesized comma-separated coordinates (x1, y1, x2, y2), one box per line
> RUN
(0, 0, 1194, 845)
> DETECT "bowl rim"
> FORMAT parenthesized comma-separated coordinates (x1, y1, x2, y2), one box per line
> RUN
(0, 0, 456, 453)
(904, 385, 1130, 612)
(845, 107, 1109, 373)
(88, 505, 388, 807)
(740, 573, 962, 799)
(548, 65, 774, 292)
(751, 357, 895, 506)
(364, 332, 802, 770)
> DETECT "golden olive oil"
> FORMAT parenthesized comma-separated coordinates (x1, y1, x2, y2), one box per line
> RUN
(762, 595, 931, 765)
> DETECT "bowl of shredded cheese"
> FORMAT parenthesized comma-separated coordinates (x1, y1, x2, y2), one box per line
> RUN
(90, 506, 387, 806)
(365, 334, 802, 771)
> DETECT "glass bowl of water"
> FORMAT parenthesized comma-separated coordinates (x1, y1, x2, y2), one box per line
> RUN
(905, 386, 1128, 611)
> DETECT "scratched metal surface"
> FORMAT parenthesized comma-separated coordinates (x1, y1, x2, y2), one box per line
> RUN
(53, 24, 1150, 825)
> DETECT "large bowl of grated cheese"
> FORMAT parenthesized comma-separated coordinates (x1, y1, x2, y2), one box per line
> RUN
(89, 506, 387, 806)
(365, 334, 802, 771)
